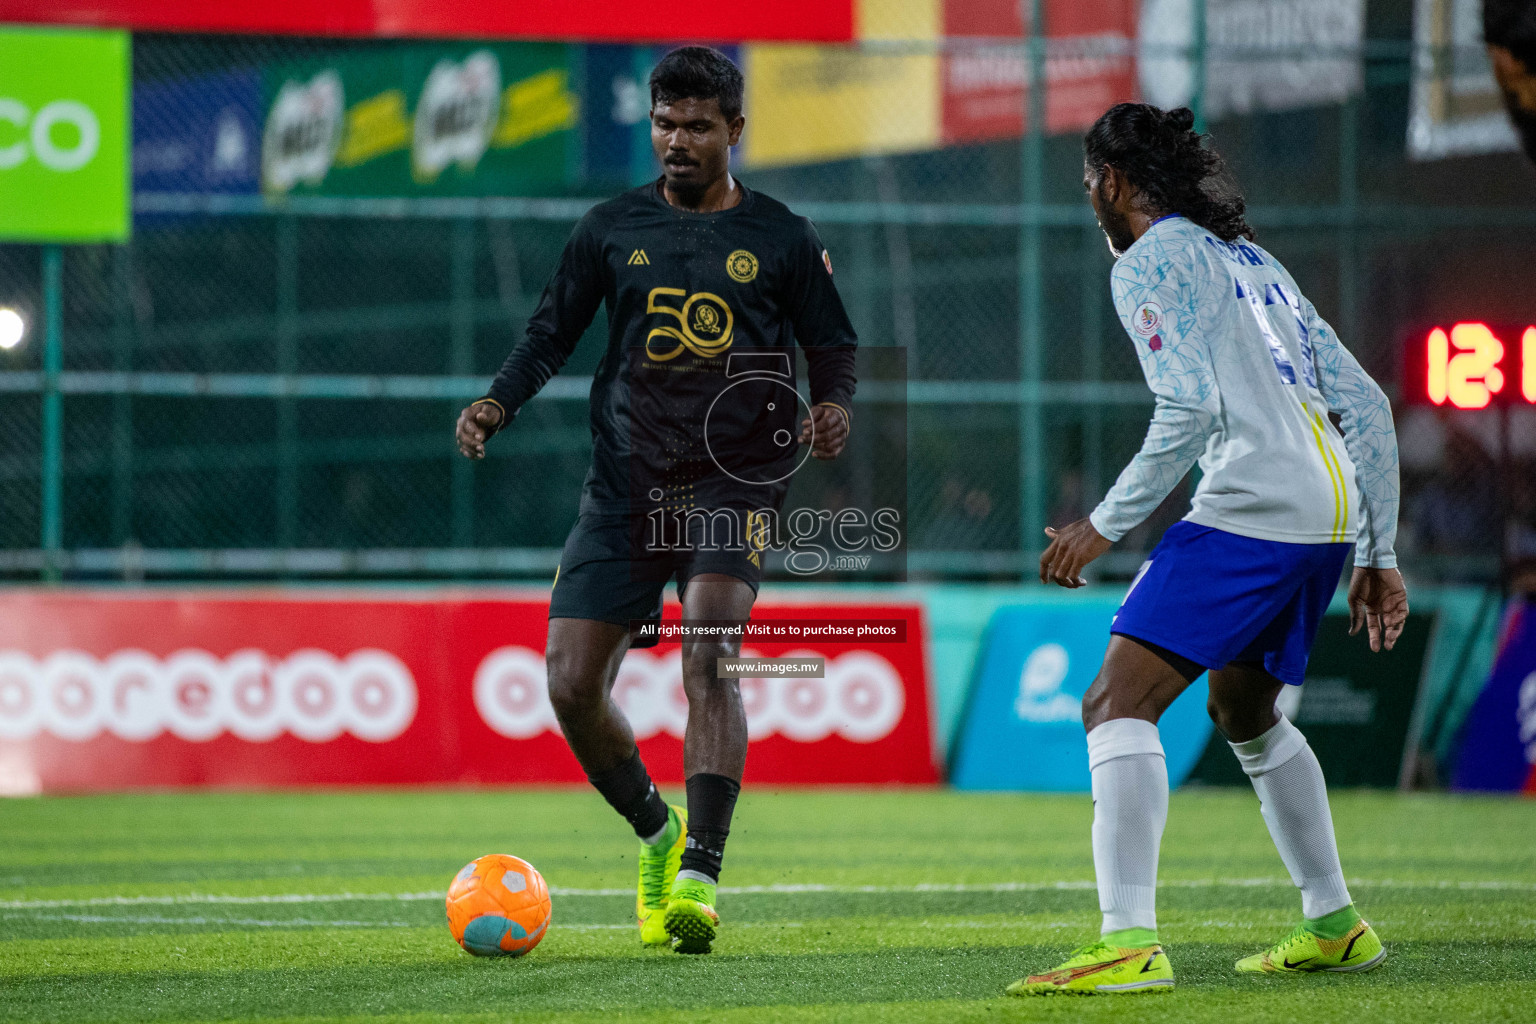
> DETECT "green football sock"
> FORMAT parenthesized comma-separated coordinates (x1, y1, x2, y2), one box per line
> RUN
(1102, 926, 1159, 947)
(1305, 903, 1362, 940)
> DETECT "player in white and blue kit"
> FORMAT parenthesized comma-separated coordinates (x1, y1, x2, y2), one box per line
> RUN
(1009, 104, 1409, 997)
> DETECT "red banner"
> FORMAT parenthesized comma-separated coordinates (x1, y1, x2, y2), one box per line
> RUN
(941, 0, 1137, 145)
(0, 591, 935, 792)
(0, 1, 854, 43)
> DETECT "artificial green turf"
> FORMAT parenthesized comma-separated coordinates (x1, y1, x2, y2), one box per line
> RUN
(1, 788, 1533, 1023)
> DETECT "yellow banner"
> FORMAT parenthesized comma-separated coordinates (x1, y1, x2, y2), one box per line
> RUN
(858, 0, 940, 41)
(742, 0, 939, 168)
(744, 45, 939, 168)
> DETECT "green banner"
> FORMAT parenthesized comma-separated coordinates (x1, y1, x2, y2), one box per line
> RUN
(0, 28, 130, 242)
(1189, 611, 1434, 788)
(262, 42, 579, 198)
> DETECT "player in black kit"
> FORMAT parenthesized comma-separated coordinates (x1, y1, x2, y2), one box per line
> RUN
(455, 47, 857, 954)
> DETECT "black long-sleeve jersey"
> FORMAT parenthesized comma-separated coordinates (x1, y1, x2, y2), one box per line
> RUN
(484, 179, 858, 516)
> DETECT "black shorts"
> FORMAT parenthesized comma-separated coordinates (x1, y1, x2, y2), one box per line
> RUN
(548, 511, 765, 647)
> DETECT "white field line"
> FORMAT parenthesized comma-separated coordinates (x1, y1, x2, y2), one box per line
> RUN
(0, 876, 1532, 912)
(0, 914, 1288, 932)
(0, 914, 811, 932)
(557, 922, 810, 932)
(1, 913, 414, 928)
(0, 913, 1226, 932)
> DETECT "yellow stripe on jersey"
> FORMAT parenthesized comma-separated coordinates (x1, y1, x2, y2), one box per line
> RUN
(1303, 404, 1346, 542)
(1317, 413, 1351, 543)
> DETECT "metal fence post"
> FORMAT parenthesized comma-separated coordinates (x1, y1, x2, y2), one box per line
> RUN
(1019, 0, 1047, 576)
(1186, 0, 1210, 507)
(1080, 222, 1105, 574)
(275, 216, 299, 551)
(110, 244, 135, 546)
(1339, 94, 1361, 349)
(40, 245, 63, 583)
(450, 219, 476, 549)
(1190, 0, 1209, 132)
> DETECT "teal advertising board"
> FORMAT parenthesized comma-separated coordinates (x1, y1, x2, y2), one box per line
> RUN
(0, 28, 130, 242)
(950, 602, 1215, 791)
(262, 42, 579, 198)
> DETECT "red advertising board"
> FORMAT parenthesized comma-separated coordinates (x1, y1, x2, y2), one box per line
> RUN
(0, 1, 854, 43)
(0, 591, 935, 792)
(941, 0, 1137, 145)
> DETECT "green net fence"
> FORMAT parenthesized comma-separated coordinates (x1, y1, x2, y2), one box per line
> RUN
(1, 8, 1533, 583)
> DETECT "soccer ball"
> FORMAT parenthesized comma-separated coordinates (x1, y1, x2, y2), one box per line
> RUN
(445, 854, 551, 957)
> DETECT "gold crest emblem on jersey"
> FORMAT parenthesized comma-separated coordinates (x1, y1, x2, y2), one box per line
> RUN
(693, 303, 722, 336)
(726, 249, 759, 283)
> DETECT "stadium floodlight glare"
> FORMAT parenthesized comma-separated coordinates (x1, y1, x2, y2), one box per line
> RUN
(0, 308, 25, 350)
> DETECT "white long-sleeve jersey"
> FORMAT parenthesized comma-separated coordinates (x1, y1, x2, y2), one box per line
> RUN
(1088, 214, 1400, 568)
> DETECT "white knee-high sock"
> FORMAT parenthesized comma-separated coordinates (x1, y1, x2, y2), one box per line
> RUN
(1230, 716, 1352, 919)
(1087, 718, 1168, 935)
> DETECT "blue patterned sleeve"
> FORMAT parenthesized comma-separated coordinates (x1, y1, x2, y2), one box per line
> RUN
(1306, 302, 1400, 568)
(1089, 250, 1221, 543)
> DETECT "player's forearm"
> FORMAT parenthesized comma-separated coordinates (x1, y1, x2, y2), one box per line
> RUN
(481, 218, 602, 425)
(1089, 404, 1212, 542)
(803, 345, 856, 421)
(1309, 315, 1400, 568)
(1340, 382, 1400, 569)
(483, 332, 576, 424)
(1319, 353, 1400, 568)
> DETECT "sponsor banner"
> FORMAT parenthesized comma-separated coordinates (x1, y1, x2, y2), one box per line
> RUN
(0, 1, 855, 44)
(580, 43, 743, 188)
(743, 45, 941, 168)
(941, 0, 1137, 145)
(0, 592, 935, 793)
(262, 43, 578, 198)
(1187, 611, 1432, 787)
(1139, 0, 1365, 122)
(1407, 0, 1521, 159)
(134, 70, 261, 198)
(0, 27, 129, 242)
(743, 0, 1137, 168)
(948, 601, 1213, 791)
(1453, 598, 1536, 793)
(580, 44, 652, 187)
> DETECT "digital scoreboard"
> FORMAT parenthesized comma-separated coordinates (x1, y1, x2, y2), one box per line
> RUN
(1408, 322, 1536, 409)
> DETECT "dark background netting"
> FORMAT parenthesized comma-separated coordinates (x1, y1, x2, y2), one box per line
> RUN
(1, 11, 1532, 582)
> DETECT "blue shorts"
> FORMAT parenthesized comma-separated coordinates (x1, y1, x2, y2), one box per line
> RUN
(1111, 522, 1350, 686)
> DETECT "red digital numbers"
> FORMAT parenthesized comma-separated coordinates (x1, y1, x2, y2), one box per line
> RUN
(1420, 322, 1536, 409)
(1528, 327, 1536, 404)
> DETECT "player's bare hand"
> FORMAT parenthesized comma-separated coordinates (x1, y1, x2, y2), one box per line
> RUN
(1039, 519, 1112, 589)
(1348, 566, 1409, 652)
(456, 402, 504, 460)
(799, 404, 849, 461)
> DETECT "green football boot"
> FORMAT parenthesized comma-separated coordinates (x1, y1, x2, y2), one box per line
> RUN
(1236, 919, 1385, 974)
(1006, 938, 1174, 996)
(663, 877, 720, 954)
(636, 805, 686, 946)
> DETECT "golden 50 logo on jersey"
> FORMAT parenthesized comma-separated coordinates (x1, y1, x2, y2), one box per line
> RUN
(645, 286, 734, 361)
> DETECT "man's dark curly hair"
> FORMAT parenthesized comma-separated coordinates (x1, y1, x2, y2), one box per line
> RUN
(1485, 0, 1536, 164)
(1485, 0, 1536, 69)
(650, 46, 744, 121)
(1085, 102, 1255, 242)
